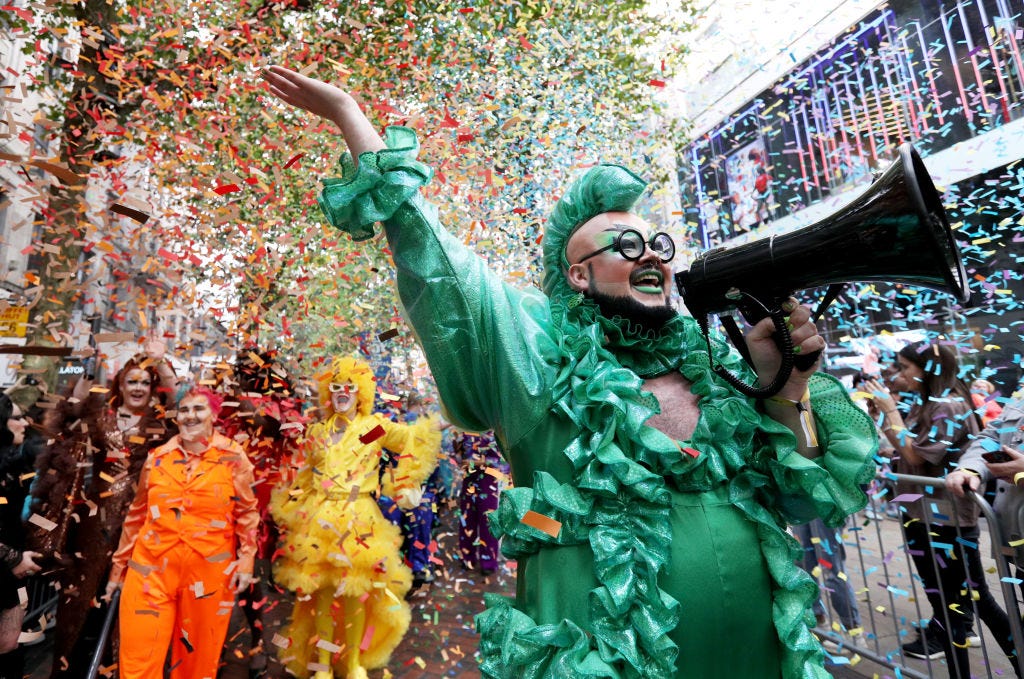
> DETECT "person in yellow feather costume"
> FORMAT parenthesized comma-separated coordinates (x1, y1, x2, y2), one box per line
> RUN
(270, 356, 441, 679)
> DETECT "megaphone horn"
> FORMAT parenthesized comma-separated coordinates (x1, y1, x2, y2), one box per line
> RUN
(674, 143, 969, 399)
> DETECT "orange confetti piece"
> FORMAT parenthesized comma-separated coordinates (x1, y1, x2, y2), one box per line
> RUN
(0, 152, 81, 184)
(520, 510, 561, 538)
(32, 159, 82, 184)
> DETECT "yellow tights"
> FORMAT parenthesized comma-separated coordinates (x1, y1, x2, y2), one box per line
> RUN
(314, 591, 367, 679)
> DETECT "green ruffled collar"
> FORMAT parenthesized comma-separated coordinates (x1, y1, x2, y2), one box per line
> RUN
(568, 298, 699, 379)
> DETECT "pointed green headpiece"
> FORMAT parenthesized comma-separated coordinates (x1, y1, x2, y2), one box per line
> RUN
(541, 164, 647, 300)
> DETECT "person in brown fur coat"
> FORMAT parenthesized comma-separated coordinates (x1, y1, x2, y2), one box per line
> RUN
(26, 346, 176, 677)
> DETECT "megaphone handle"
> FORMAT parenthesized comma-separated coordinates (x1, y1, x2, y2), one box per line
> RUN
(792, 283, 845, 371)
(719, 314, 755, 367)
(735, 297, 814, 371)
(793, 349, 821, 371)
(703, 294, 797, 399)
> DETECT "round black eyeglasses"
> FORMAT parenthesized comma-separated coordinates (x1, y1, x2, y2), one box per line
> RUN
(574, 229, 675, 264)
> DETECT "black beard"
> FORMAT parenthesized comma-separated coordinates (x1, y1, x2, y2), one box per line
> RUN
(585, 282, 677, 333)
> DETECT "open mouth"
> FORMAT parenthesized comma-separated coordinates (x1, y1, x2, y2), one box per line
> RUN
(630, 268, 664, 294)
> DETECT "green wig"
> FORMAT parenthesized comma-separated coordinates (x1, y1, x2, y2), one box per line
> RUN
(541, 164, 647, 300)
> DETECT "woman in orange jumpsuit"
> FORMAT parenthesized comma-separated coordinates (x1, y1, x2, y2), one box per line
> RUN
(271, 356, 440, 679)
(106, 387, 259, 679)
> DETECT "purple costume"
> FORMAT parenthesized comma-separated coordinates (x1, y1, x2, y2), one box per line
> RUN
(456, 432, 505, 572)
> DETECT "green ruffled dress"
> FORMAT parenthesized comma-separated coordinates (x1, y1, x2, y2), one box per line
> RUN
(316, 127, 878, 678)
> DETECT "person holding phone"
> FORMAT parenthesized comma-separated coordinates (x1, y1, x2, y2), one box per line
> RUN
(947, 395, 1024, 597)
(26, 344, 178, 677)
(0, 394, 42, 679)
(868, 341, 1018, 677)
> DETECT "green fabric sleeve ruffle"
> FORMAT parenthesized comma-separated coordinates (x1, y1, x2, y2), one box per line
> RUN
(488, 472, 593, 556)
(765, 372, 878, 528)
(317, 126, 433, 241)
(477, 594, 621, 678)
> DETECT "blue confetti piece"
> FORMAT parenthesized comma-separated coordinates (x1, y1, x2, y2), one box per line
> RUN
(955, 536, 978, 549)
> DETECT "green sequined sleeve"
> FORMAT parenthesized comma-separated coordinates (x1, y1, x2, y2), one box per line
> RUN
(316, 127, 557, 441)
(317, 127, 434, 242)
(764, 373, 879, 527)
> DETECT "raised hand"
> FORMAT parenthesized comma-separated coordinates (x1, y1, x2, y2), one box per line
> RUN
(863, 377, 898, 415)
(261, 65, 356, 126)
(144, 339, 166, 362)
(261, 65, 386, 158)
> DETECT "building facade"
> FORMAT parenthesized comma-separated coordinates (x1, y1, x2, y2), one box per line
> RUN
(1, 24, 227, 388)
(675, 0, 1024, 391)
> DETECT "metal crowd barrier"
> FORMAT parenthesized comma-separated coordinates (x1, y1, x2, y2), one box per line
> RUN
(85, 588, 120, 679)
(21, 573, 57, 643)
(801, 471, 1024, 678)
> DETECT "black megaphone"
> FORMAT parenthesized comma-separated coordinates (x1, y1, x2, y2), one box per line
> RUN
(674, 143, 969, 399)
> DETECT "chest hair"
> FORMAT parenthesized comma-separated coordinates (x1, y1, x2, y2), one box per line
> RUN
(643, 372, 701, 442)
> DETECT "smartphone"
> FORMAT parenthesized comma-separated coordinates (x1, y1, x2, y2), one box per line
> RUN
(81, 356, 97, 380)
(982, 450, 1013, 464)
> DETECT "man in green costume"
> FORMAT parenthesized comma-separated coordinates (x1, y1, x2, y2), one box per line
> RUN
(263, 65, 877, 679)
